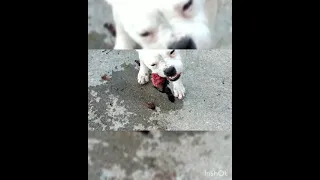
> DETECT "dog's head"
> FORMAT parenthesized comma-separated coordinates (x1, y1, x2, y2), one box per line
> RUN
(106, 0, 214, 49)
(137, 49, 183, 81)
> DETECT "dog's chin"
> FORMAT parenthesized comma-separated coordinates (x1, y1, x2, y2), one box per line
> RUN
(166, 72, 181, 81)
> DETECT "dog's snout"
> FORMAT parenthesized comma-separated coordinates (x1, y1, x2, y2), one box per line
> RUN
(168, 37, 197, 49)
(164, 66, 177, 77)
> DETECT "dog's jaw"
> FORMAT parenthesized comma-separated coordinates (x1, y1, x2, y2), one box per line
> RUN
(167, 72, 181, 81)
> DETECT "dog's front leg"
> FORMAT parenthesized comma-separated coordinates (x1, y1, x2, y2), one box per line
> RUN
(137, 60, 150, 84)
(171, 79, 185, 99)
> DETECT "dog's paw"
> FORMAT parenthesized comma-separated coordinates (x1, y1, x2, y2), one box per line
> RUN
(137, 72, 149, 84)
(173, 84, 185, 99)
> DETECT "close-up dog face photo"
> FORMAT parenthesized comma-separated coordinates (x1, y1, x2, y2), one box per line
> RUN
(107, 0, 213, 49)
(88, 0, 232, 179)
(88, 0, 232, 49)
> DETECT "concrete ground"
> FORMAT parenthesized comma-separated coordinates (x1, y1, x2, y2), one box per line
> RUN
(88, 49, 232, 131)
(88, 131, 232, 180)
(88, 0, 232, 49)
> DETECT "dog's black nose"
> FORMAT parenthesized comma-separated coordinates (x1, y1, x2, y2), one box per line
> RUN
(164, 66, 177, 77)
(168, 37, 197, 49)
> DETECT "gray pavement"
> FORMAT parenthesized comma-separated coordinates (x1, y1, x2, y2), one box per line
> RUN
(88, 131, 232, 180)
(88, 49, 232, 131)
(88, 0, 232, 49)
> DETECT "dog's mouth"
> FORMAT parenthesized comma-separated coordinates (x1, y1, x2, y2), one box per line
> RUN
(167, 73, 181, 81)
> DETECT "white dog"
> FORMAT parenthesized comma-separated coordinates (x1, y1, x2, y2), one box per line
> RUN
(105, 0, 218, 49)
(136, 49, 185, 100)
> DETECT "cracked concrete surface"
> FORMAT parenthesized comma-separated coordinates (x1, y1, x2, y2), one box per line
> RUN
(88, 49, 232, 131)
(88, 131, 232, 180)
(88, 0, 232, 49)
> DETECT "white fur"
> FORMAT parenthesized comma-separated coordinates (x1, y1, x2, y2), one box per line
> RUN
(136, 49, 186, 99)
(105, 0, 218, 49)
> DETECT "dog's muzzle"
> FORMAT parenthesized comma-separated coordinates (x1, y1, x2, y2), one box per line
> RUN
(168, 36, 197, 49)
(167, 73, 181, 81)
(164, 66, 182, 81)
(164, 66, 176, 77)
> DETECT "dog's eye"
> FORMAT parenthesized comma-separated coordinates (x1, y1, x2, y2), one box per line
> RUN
(151, 63, 157, 66)
(182, 0, 193, 11)
(140, 31, 150, 37)
(170, 50, 175, 55)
